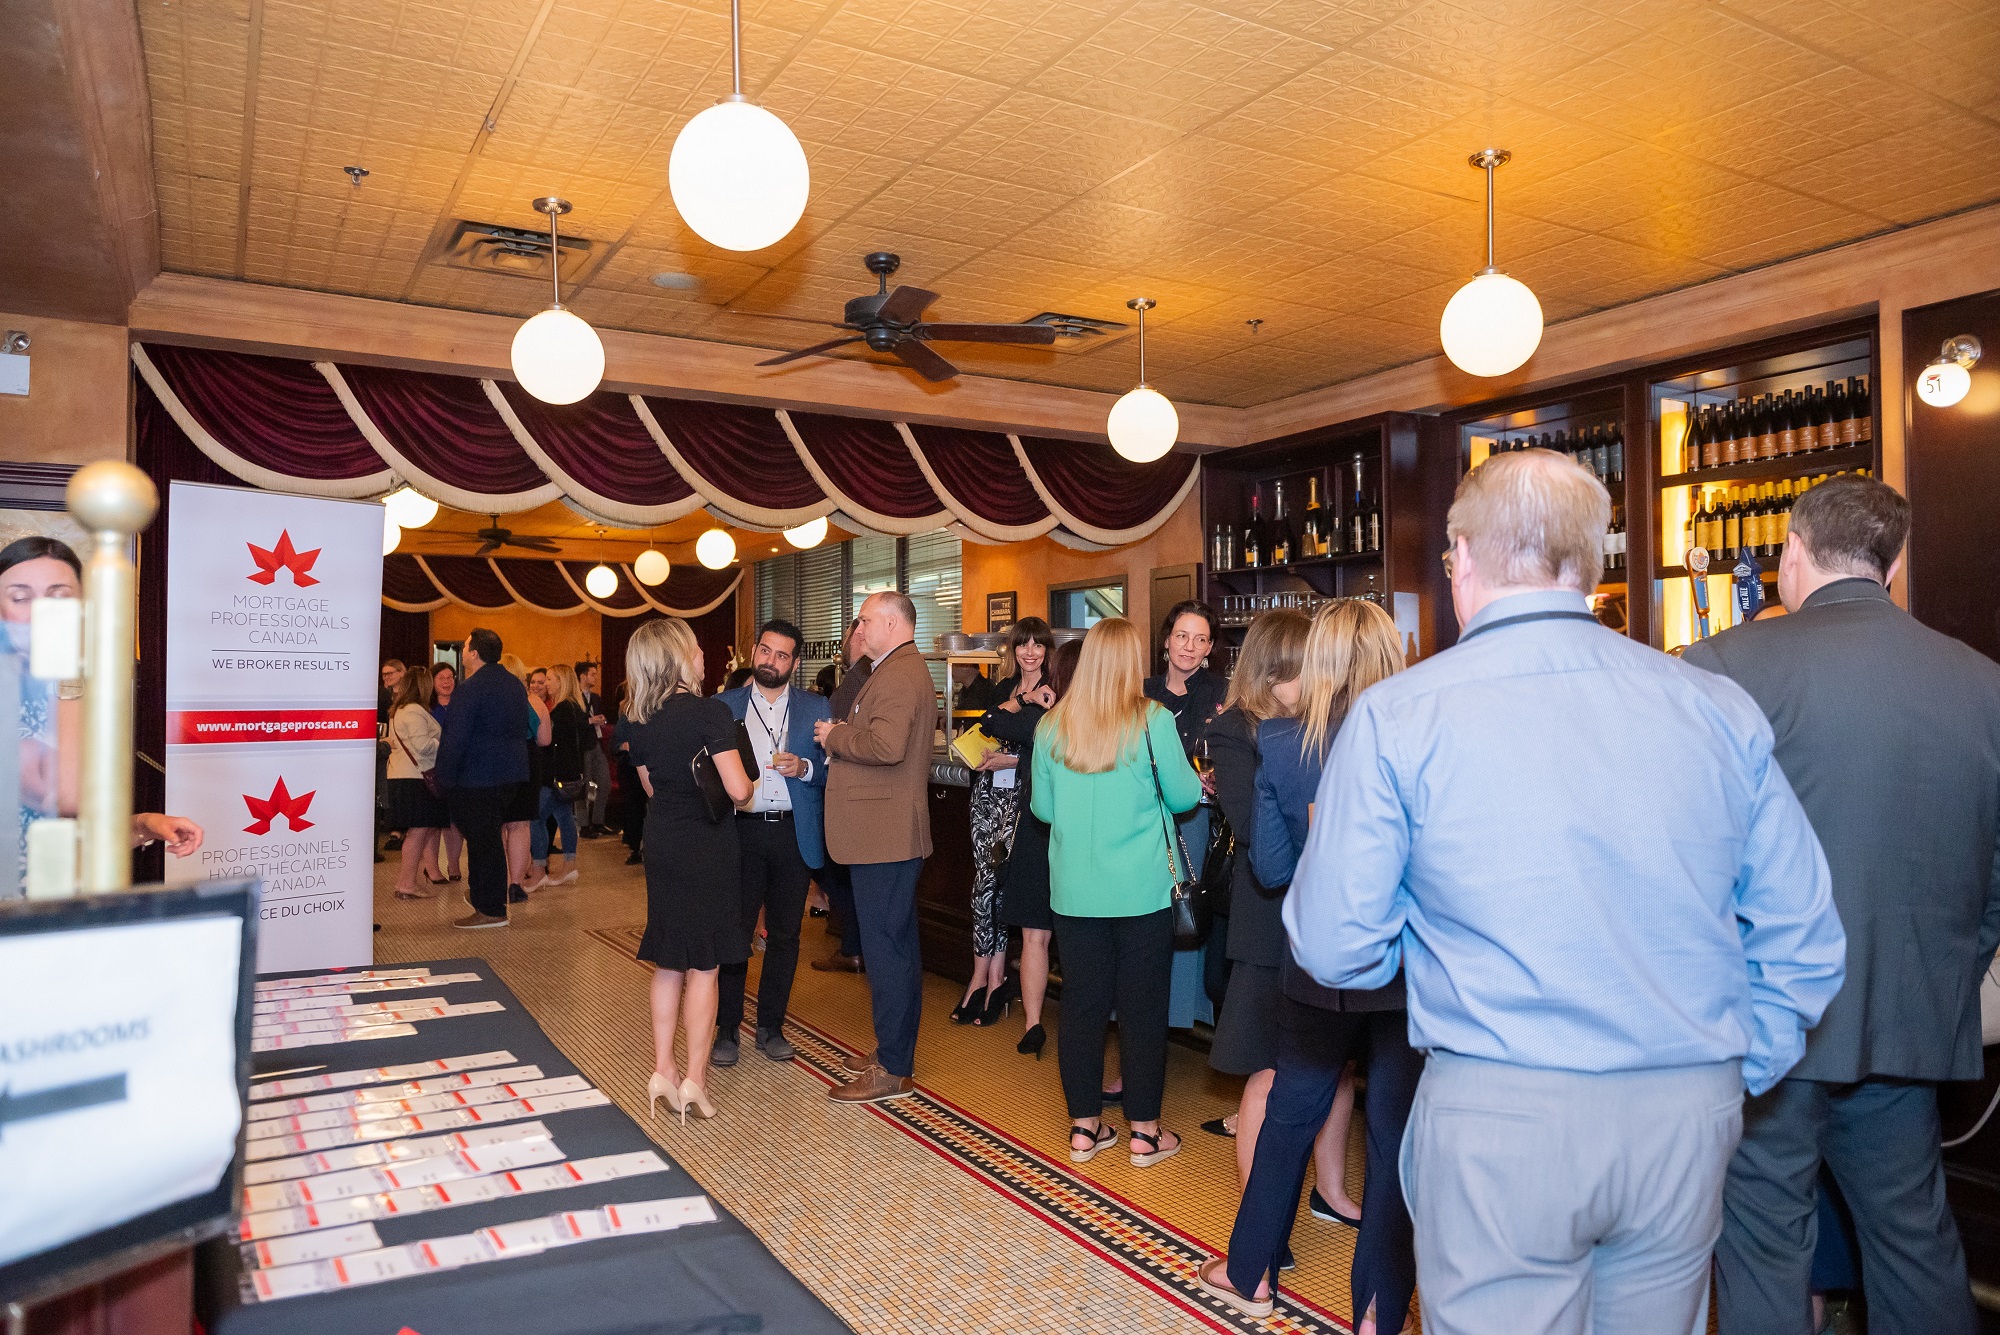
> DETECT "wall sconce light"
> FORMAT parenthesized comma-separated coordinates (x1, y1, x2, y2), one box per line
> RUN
(1917, 335, 1982, 408)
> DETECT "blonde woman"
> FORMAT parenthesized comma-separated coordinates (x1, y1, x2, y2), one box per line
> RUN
(1030, 617, 1202, 1168)
(1200, 600, 1417, 1332)
(623, 617, 754, 1123)
(1201, 611, 1331, 1195)
(384, 665, 448, 900)
(525, 662, 588, 889)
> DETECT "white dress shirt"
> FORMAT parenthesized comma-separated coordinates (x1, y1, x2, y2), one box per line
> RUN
(744, 685, 812, 812)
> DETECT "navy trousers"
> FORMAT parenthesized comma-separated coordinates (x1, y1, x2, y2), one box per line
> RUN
(822, 859, 863, 959)
(1226, 998, 1422, 1332)
(1717, 1077, 1977, 1335)
(850, 857, 924, 1077)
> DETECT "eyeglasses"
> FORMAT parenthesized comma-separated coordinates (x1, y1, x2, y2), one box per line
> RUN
(1441, 548, 1456, 579)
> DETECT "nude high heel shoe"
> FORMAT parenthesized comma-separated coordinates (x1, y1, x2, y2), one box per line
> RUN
(678, 1078, 716, 1126)
(648, 1072, 686, 1118)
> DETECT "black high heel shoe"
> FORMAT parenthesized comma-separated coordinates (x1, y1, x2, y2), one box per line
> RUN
(949, 987, 989, 1025)
(974, 976, 1018, 1026)
(1017, 1023, 1046, 1058)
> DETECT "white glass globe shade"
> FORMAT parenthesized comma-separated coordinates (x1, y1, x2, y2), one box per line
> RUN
(633, 548, 671, 586)
(584, 563, 619, 598)
(511, 307, 605, 405)
(669, 100, 811, 252)
(695, 528, 737, 569)
(1918, 360, 1971, 408)
(382, 511, 401, 556)
(383, 486, 439, 530)
(1440, 271, 1544, 378)
(1107, 385, 1180, 463)
(783, 516, 828, 549)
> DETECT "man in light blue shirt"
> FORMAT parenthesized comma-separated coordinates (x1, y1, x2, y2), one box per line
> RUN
(1284, 448, 1845, 1335)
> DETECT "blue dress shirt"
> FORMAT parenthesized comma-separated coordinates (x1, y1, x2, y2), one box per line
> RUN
(1283, 589, 1846, 1095)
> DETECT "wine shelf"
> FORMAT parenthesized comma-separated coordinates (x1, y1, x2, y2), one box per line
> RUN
(1660, 444, 1873, 488)
(1209, 550, 1385, 577)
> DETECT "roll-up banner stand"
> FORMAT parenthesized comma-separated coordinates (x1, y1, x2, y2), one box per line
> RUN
(163, 482, 382, 972)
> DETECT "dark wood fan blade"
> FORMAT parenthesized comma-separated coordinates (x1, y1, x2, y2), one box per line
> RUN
(892, 339, 959, 382)
(758, 337, 865, 367)
(876, 285, 938, 326)
(474, 540, 501, 556)
(917, 322, 1058, 345)
(506, 537, 561, 553)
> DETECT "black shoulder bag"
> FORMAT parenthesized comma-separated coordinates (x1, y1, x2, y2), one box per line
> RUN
(1143, 729, 1210, 949)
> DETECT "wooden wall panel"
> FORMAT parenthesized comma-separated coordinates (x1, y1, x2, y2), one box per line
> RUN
(0, 311, 131, 464)
(1904, 287, 2000, 663)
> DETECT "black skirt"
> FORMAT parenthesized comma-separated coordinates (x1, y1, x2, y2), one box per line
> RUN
(387, 777, 450, 832)
(503, 779, 540, 823)
(1208, 961, 1282, 1075)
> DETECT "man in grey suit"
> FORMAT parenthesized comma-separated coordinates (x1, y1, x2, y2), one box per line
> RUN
(1684, 475, 2000, 1335)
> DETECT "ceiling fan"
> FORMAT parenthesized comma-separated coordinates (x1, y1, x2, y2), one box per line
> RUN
(754, 252, 1057, 382)
(451, 516, 561, 556)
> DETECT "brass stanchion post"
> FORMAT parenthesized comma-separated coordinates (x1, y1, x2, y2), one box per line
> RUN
(67, 461, 157, 894)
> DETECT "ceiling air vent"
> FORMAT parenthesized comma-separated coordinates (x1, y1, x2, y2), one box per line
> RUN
(1022, 312, 1132, 355)
(433, 220, 604, 284)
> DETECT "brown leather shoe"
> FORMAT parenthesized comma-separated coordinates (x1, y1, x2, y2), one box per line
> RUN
(840, 1048, 876, 1076)
(452, 912, 508, 930)
(828, 1064, 915, 1105)
(810, 951, 864, 974)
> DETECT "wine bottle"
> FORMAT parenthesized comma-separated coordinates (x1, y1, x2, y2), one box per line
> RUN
(1608, 421, 1625, 485)
(1685, 408, 1707, 473)
(1852, 375, 1873, 445)
(1271, 480, 1292, 565)
(1722, 485, 1742, 556)
(1696, 488, 1719, 556)
(1367, 481, 1383, 553)
(1720, 401, 1742, 467)
(1776, 479, 1794, 549)
(1808, 385, 1831, 453)
(1826, 380, 1849, 448)
(1752, 396, 1775, 461)
(1302, 475, 1326, 558)
(1348, 453, 1367, 555)
(1242, 491, 1264, 568)
(1777, 390, 1798, 457)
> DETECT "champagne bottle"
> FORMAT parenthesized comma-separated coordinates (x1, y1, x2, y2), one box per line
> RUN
(1722, 485, 1742, 556)
(1302, 475, 1326, 558)
(1697, 488, 1720, 555)
(1271, 480, 1292, 565)
(1242, 491, 1263, 568)
(1349, 453, 1367, 555)
(1776, 479, 1794, 548)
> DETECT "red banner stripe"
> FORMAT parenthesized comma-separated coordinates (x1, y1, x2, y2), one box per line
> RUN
(169, 709, 377, 744)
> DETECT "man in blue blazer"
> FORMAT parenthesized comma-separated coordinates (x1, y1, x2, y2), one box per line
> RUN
(716, 618, 830, 1064)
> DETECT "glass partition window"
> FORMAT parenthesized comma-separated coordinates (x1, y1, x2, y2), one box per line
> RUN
(1049, 581, 1125, 630)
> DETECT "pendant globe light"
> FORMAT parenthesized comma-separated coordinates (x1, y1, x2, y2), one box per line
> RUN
(695, 527, 737, 569)
(668, 0, 810, 252)
(783, 516, 828, 549)
(584, 563, 619, 598)
(510, 197, 606, 404)
(1107, 298, 1179, 463)
(383, 485, 439, 530)
(381, 509, 402, 556)
(633, 547, 671, 585)
(1439, 149, 1544, 378)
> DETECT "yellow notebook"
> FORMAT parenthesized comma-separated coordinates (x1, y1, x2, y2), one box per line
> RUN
(951, 725, 1001, 769)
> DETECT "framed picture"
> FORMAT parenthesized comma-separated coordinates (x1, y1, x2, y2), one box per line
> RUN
(985, 590, 1017, 632)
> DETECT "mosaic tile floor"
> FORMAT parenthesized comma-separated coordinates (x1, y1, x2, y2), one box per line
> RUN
(371, 835, 1378, 1334)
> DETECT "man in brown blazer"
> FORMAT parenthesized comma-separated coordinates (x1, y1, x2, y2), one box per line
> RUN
(813, 590, 939, 1103)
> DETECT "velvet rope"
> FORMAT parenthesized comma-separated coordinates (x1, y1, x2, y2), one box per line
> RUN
(782, 410, 949, 535)
(133, 345, 393, 497)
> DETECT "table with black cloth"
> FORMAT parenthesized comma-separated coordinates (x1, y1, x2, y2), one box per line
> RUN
(199, 957, 848, 1335)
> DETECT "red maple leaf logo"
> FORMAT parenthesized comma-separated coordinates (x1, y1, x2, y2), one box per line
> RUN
(247, 530, 321, 587)
(243, 778, 316, 835)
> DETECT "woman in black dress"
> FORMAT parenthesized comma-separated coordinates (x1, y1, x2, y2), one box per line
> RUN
(623, 617, 753, 1123)
(957, 616, 1055, 1027)
(992, 636, 1080, 1057)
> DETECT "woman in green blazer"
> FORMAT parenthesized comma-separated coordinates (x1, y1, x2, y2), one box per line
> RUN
(1032, 617, 1203, 1169)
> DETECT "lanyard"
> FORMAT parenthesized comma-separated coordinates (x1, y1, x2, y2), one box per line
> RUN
(1456, 609, 1601, 643)
(748, 690, 789, 752)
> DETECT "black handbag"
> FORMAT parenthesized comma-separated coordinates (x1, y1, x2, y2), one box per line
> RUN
(1199, 809, 1237, 911)
(1143, 730, 1210, 949)
(689, 717, 757, 824)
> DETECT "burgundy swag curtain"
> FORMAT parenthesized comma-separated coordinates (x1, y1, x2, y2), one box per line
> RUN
(131, 343, 1198, 547)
